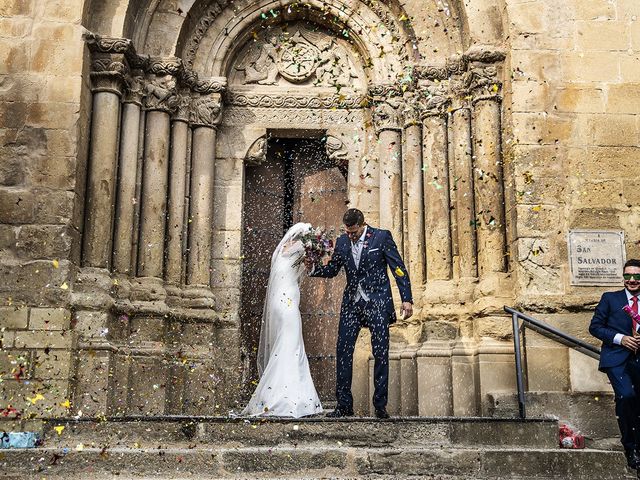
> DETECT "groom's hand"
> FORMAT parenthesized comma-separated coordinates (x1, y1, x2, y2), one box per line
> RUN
(401, 302, 413, 320)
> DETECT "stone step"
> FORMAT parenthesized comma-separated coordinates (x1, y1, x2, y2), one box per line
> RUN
(0, 446, 635, 479)
(488, 392, 620, 449)
(39, 416, 559, 449)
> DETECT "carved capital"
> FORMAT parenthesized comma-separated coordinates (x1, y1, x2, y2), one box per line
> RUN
(147, 57, 183, 77)
(144, 74, 179, 113)
(85, 33, 134, 56)
(401, 91, 422, 128)
(245, 135, 267, 166)
(123, 72, 145, 105)
(190, 76, 227, 95)
(190, 93, 223, 128)
(90, 54, 127, 95)
(417, 80, 450, 118)
(173, 93, 192, 122)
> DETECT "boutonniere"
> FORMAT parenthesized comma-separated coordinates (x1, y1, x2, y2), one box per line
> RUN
(363, 242, 369, 249)
(366, 232, 372, 238)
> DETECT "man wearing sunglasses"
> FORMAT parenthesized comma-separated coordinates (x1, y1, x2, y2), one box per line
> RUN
(590, 259, 640, 470)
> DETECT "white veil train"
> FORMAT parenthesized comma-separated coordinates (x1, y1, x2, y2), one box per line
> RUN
(243, 221, 323, 418)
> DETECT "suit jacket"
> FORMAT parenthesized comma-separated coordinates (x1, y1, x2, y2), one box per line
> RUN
(589, 289, 634, 370)
(310, 226, 412, 324)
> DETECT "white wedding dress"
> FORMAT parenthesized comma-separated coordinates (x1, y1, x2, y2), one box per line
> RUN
(241, 222, 323, 418)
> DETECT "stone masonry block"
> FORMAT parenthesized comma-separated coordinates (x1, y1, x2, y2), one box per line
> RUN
(0, 188, 35, 224)
(587, 114, 638, 147)
(13, 331, 73, 349)
(607, 83, 640, 114)
(42, 0, 83, 22)
(0, 0, 34, 16)
(553, 85, 605, 114)
(29, 308, 71, 331)
(33, 349, 72, 380)
(0, 350, 30, 380)
(510, 81, 549, 112)
(0, 307, 28, 329)
(0, 38, 29, 74)
(560, 52, 619, 83)
(572, 0, 615, 20)
(576, 21, 629, 51)
(16, 225, 73, 259)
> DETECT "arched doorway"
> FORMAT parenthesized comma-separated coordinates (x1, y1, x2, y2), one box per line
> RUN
(240, 135, 347, 400)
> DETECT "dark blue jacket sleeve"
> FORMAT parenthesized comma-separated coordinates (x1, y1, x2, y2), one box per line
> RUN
(309, 237, 346, 278)
(381, 230, 413, 304)
(589, 293, 619, 346)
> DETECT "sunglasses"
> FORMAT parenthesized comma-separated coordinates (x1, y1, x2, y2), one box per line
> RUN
(623, 274, 640, 281)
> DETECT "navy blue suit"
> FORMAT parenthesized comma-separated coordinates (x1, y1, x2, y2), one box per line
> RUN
(589, 289, 640, 451)
(311, 226, 412, 411)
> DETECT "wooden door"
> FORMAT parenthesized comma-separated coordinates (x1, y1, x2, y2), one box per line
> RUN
(240, 137, 347, 402)
(291, 140, 347, 401)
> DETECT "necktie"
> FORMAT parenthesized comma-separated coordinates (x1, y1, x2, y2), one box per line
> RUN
(632, 296, 639, 334)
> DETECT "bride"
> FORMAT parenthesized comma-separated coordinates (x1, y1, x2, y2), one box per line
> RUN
(242, 222, 323, 418)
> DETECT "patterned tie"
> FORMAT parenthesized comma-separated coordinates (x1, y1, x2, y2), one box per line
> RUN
(632, 296, 639, 335)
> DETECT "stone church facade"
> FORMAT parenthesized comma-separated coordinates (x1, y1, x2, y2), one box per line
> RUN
(0, 0, 638, 421)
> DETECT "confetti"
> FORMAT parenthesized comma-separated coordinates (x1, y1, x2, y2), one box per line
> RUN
(394, 267, 405, 277)
(53, 425, 65, 435)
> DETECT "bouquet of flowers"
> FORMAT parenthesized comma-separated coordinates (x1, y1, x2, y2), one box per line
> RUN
(292, 227, 334, 268)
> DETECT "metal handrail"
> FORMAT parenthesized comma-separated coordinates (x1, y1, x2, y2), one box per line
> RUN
(504, 306, 601, 419)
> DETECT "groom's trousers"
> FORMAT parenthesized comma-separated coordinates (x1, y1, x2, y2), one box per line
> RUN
(336, 299, 389, 411)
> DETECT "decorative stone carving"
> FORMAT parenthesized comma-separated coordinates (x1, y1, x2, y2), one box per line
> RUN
(222, 106, 364, 126)
(173, 93, 192, 122)
(183, 0, 231, 68)
(401, 90, 421, 127)
(144, 75, 178, 113)
(224, 91, 367, 109)
(325, 135, 348, 166)
(148, 58, 182, 76)
(277, 31, 321, 83)
(190, 94, 222, 127)
(90, 56, 127, 95)
(235, 36, 280, 85)
(314, 39, 356, 87)
(85, 33, 134, 56)
(124, 73, 145, 105)
(417, 80, 450, 117)
(245, 135, 267, 166)
(370, 86, 403, 132)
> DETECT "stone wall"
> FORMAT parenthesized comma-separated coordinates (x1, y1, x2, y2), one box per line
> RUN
(0, 0, 87, 420)
(0, 0, 637, 421)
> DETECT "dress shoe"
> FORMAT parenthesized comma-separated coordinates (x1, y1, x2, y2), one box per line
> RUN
(374, 408, 390, 419)
(625, 449, 640, 469)
(326, 407, 354, 418)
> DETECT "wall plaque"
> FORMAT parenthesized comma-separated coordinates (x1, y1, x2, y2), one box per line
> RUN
(568, 230, 625, 286)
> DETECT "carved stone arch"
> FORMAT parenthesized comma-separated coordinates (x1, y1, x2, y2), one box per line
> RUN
(176, 0, 417, 83)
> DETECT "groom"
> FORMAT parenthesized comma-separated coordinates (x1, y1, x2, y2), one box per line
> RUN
(306, 208, 413, 418)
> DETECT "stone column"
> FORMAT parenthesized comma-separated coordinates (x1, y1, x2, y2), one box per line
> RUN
(420, 82, 452, 281)
(402, 92, 425, 286)
(187, 93, 222, 286)
(473, 91, 506, 275)
(82, 56, 126, 268)
(416, 339, 453, 416)
(450, 102, 477, 279)
(165, 94, 191, 285)
(400, 343, 419, 416)
(137, 64, 179, 277)
(112, 74, 144, 274)
(371, 86, 403, 250)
